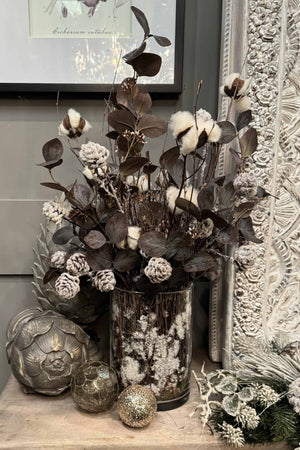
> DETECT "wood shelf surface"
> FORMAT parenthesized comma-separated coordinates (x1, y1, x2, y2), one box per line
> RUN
(0, 351, 292, 449)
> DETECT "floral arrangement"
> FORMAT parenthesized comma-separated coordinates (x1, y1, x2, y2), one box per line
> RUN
(38, 6, 265, 303)
(192, 337, 300, 448)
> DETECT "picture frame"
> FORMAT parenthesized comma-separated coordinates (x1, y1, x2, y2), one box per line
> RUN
(0, 0, 184, 95)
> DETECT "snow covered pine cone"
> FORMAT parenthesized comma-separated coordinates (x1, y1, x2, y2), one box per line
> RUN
(55, 273, 80, 299)
(66, 253, 90, 276)
(50, 251, 67, 269)
(92, 270, 116, 292)
(144, 257, 172, 284)
(79, 142, 110, 169)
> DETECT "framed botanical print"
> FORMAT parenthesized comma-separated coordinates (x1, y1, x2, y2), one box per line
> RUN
(0, 0, 184, 93)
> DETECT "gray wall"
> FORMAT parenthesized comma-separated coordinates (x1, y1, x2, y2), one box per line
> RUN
(0, 0, 222, 393)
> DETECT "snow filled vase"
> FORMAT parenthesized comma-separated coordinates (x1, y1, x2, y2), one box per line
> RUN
(111, 286, 193, 410)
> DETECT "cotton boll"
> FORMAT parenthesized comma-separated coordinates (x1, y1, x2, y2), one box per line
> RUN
(82, 120, 92, 133)
(180, 126, 198, 155)
(224, 72, 240, 89)
(166, 186, 181, 214)
(82, 166, 94, 180)
(238, 78, 251, 96)
(137, 174, 150, 192)
(196, 109, 212, 121)
(219, 85, 226, 96)
(183, 186, 198, 207)
(58, 123, 69, 136)
(127, 226, 141, 250)
(116, 240, 126, 249)
(207, 122, 222, 143)
(169, 111, 195, 139)
(68, 108, 81, 128)
(126, 175, 137, 187)
(235, 96, 251, 112)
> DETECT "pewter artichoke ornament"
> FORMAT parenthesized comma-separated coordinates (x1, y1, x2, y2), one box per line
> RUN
(32, 221, 108, 325)
(6, 308, 98, 395)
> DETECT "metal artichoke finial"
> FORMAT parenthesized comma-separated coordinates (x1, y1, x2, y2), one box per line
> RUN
(6, 308, 98, 396)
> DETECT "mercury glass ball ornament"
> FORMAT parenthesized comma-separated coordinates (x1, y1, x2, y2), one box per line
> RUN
(117, 385, 157, 428)
(71, 361, 119, 412)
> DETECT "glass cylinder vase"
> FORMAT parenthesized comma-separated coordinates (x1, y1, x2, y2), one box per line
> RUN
(111, 286, 193, 411)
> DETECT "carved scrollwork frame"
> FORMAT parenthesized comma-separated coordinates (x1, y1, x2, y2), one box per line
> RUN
(209, 0, 300, 367)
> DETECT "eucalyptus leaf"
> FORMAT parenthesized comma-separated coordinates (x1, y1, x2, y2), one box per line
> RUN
(128, 53, 162, 77)
(131, 6, 150, 36)
(240, 127, 258, 158)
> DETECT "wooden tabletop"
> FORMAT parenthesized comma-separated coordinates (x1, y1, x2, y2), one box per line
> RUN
(0, 353, 292, 450)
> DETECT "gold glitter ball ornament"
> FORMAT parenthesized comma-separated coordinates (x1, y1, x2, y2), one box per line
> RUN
(117, 385, 157, 428)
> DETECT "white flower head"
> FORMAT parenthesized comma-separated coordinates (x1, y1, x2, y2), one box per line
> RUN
(43, 200, 66, 224)
(58, 108, 91, 138)
(79, 142, 110, 169)
(127, 226, 142, 250)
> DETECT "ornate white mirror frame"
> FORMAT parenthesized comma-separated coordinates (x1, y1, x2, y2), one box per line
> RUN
(209, 0, 300, 367)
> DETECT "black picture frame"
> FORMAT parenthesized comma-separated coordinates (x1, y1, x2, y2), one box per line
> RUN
(0, 0, 184, 96)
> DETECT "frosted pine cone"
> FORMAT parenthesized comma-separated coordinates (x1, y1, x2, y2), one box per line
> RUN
(219, 422, 245, 447)
(55, 273, 80, 299)
(79, 142, 109, 169)
(144, 257, 172, 284)
(66, 253, 90, 276)
(43, 200, 66, 224)
(233, 172, 258, 198)
(253, 383, 280, 407)
(50, 251, 67, 269)
(236, 405, 260, 429)
(288, 377, 300, 415)
(92, 270, 116, 292)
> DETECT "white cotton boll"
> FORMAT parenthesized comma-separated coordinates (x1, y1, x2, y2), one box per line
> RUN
(166, 186, 181, 214)
(127, 226, 141, 250)
(137, 174, 150, 192)
(224, 72, 240, 89)
(207, 122, 222, 143)
(235, 96, 251, 112)
(82, 120, 92, 133)
(238, 78, 251, 96)
(58, 123, 69, 136)
(116, 240, 126, 249)
(166, 185, 198, 214)
(219, 85, 226, 96)
(126, 175, 137, 186)
(68, 108, 81, 128)
(196, 108, 212, 121)
(180, 126, 198, 155)
(183, 186, 199, 207)
(82, 166, 94, 180)
(169, 111, 195, 139)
